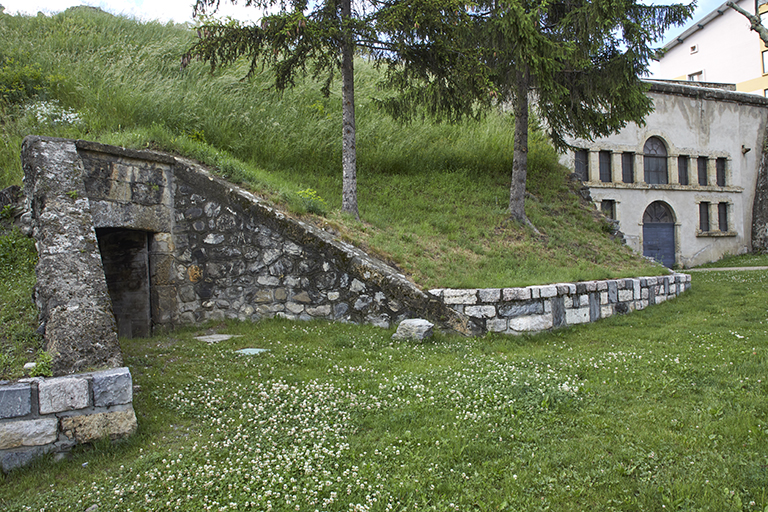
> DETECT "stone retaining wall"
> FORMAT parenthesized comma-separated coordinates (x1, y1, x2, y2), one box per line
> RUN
(0, 367, 136, 473)
(429, 273, 691, 335)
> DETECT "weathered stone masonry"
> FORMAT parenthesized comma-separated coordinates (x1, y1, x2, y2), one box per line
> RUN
(430, 273, 691, 334)
(0, 367, 136, 473)
(23, 136, 475, 373)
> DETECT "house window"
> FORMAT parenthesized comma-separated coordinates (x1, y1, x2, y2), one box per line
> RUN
(643, 137, 668, 184)
(575, 149, 589, 181)
(689, 44, 698, 54)
(622, 152, 634, 183)
(718, 202, 728, 231)
(765, 89, 768, 98)
(716, 158, 726, 187)
(699, 202, 710, 231)
(688, 71, 702, 81)
(697, 157, 708, 186)
(599, 151, 612, 182)
(678, 156, 689, 185)
(763, 50, 768, 74)
(601, 199, 616, 219)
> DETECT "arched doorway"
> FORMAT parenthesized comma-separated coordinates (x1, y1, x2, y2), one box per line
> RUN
(642, 201, 675, 267)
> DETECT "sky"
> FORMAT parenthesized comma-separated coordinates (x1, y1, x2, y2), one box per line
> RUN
(0, 0, 740, 77)
(0, 0, 732, 37)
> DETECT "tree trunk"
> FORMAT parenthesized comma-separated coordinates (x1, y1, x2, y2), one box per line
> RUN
(509, 66, 529, 223)
(340, 0, 359, 219)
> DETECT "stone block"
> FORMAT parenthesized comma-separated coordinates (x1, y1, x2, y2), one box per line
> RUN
(498, 300, 543, 318)
(392, 319, 434, 341)
(632, 279, 641, 299)
(502, 288, 531, 301)
(38, 377, 89, 414)
(1, 445, 52, 474)
(306, 305, 332, 317)
(92, 368, 133, 408)
(539, 286, 558, 298)
(292, 291, 312, 303)
(596, 281, 608, 291)
(0, 383, 32, 420)
(0, 418, 58, 449)
(528, 286, 540, 299)
(442, 289, 478, 305)
(478, 288, 501, 302)
(618, 289, 634, 302)
(465, 305, 497, 318)
(257, 275, 280, 286)
(600, 292, 609, 305)
(286, 302, 305, 314)
(61, 408, 137, 444)
(563, 296, 573, 308)
(349, 279, 366, 293)
(486, 318, 508, 333)
(508, 314, 553, 332)
(641, 288, 649, 300)
(601, 305, 614, 318)
(565, 307, 590, 325)
(607, 281, 618, 303)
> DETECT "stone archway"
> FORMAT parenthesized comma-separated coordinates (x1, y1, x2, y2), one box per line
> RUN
(643, 201, 676, 267)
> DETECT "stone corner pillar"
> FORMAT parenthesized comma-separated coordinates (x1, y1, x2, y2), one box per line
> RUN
(21, 136, 122, 376)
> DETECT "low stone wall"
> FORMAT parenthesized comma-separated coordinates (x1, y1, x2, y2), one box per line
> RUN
(429, 273, 691, 335)
(0, 367, 137, 473)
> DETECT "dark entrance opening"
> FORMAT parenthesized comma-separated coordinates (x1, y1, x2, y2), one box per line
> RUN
(96, 228, 153, 338)
(642, 201, 676, 268)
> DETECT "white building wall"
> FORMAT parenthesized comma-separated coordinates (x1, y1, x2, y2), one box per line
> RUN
(563, 82, 768, 268)
(657, 0, 766, 94)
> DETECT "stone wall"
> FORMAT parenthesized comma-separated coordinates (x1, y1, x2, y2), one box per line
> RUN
(0, 367, 137, 473)
(430, 273, 691, 334)
(23, 137, 477, 342)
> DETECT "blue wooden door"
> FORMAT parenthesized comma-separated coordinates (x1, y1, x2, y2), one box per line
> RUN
(642, 202, 675, 268)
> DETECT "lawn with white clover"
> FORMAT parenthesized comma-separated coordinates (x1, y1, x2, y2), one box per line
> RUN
(2, 266, 768, 511)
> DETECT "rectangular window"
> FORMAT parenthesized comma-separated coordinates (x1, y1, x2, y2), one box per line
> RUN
(698, 157, 708, 186)
(716, 158, 726, 187)
(688, 71, 702, 81)
(763, 50, 768, 74)
(718, 202, 728, 231)
(599, 151, 612, 182)
(645, 156, 668, 184)
(601, 199, 616, 219)
(575, 150, 589, 181)
(700, 202, 710, 231)
(678, 155, 689, 185)
(622, 153, 634, 183)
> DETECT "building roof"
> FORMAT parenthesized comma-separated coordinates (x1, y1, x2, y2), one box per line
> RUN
(662, 0, 747, 52)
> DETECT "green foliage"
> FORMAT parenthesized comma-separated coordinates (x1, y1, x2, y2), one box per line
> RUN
(0, 226, 40, 380)
(0, 56, 47, 105)
(30, 351, 52, 377)
(295, 188, 329, 216)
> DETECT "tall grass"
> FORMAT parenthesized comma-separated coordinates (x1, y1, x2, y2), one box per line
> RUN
(0, 6, 661, 289)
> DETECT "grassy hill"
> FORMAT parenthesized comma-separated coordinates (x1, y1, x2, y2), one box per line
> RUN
(0, 5, 661, 290)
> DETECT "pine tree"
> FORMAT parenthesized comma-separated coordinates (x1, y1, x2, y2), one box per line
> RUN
(185, 0, 381, 220)
(378, 0, 694, 226)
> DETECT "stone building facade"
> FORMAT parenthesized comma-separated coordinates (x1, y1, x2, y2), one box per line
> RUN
(563, 81, 768, 268)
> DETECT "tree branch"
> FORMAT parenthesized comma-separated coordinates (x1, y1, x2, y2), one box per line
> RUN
(726, 1, 768, 45)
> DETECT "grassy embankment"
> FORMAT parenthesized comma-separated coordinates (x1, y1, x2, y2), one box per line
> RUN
(0, 6, 663, 377)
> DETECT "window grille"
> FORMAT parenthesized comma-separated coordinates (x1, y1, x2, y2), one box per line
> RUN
(643, 137, 668, 184)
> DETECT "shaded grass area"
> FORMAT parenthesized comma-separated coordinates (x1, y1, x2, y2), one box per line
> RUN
(0, 223, 41, 379)
(0, 6, 661, 291)
(693, 252, 768, 269)
(2, 269, 767, 510)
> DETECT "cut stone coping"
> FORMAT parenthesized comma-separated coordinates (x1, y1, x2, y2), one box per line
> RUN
(235, 348, 270, 355)
(195, 334, 244, 344)
(687, 266, 768, 272)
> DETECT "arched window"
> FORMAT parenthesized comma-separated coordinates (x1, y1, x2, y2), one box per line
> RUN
(643, 137, 668, 185)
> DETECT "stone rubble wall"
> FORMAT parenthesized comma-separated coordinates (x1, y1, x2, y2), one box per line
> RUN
(430, 273, 691, 334)
(0, 367, 137, 473)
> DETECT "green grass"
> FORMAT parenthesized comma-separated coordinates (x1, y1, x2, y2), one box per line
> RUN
(0, 6, 662, 291)
(693, 252, 768, 269)
(2, 269, 768, 510)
